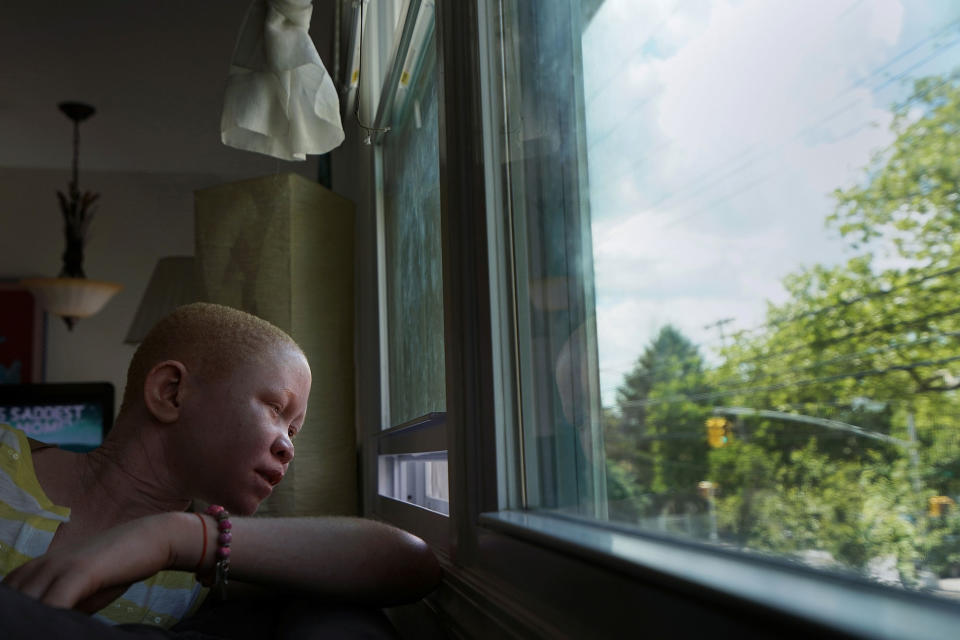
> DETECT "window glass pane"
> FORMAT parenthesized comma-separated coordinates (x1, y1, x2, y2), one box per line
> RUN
(496, 2, 605, 516)
(498, 0, 960, 596)
(382, 29, 446, 427)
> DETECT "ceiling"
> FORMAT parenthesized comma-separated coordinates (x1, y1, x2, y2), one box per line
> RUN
(0, 0, 338, 176)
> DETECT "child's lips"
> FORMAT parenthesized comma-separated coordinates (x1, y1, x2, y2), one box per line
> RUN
(257, 468, 284, 487)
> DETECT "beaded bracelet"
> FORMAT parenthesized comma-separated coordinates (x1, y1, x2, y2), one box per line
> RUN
(202, 504, 232, 599)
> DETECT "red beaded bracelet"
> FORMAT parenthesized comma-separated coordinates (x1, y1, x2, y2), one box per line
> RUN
(201, 504, 232, 599)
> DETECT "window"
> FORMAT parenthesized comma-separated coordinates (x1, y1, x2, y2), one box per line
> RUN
(494, 0, 960, 598)
(357, 0, 960, 636)
(381, 23, 444, 429)
(360, 0, 450, 541)
(462, 0, 960, 633)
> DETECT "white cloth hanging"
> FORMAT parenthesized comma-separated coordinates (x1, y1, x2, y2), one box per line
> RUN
(221, 0, 344, 161)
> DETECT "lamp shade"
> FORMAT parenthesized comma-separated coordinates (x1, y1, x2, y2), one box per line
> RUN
(124, 256, 198, 344)
(21, 277, 121, 320)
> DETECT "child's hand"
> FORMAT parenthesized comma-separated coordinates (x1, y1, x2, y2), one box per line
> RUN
(1, 513, 184, 613)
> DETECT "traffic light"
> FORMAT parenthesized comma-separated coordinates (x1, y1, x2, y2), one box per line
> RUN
(706, 417, 733, 448)
(929, 495, 955, 517)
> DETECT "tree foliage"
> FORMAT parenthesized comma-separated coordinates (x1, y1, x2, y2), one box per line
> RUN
(606, 325, 712, 527)
(604, 72, 960, 585)
(829, 72, 960, 267)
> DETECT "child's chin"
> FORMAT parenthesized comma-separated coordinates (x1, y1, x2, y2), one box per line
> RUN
(234, 501, 260, 517)
(223, 496, 260, 517)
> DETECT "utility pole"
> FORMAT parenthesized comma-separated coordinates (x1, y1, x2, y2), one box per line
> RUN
(907, 412, 921, 491)
(704, 317, 735, 349)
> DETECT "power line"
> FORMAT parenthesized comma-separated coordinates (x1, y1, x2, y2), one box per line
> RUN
(586, 138, 673, 197)
(691, 262, 960, 350)
(586, 94, 657, 152)
(588, 27, 960, 393)
(583, 0, 691, 106)
(704, 317, 735, 348)
(728, 264, 960, 337)
(605, 329, 960, 402)
(598, 273, 960, 398)
(722, 305, 960, 369)
(603, 313, 960, 408)
(619, 353, 960, 409)
(872, 33, 960, 94)
(660, 171, 780, 229)
(587, 2, 898, 185)
(647, 56, 960, 231)
(831, 18, 960, 97)
(588, 26, 960, 218)
(713, 330, 960, 390)
(693, 267, 958, 356)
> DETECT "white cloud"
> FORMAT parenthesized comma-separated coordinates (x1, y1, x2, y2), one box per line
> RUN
(650, 0, 903, 186)
(592, 211, 794, 403)
(867, 0, 906, 44)
(581, 0, 920, 406)
(592, 210, 792, 299)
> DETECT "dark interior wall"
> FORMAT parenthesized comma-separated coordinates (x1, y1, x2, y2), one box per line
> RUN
(1, 168, 220, 393)
(0, 1, 341, 393)
(0, 1, 336, 175)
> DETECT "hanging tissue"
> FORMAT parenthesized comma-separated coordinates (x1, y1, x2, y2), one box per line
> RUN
(221, 0, 345, 161)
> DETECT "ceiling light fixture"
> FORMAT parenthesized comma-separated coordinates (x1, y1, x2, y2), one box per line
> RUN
(22, 102, 121, 330)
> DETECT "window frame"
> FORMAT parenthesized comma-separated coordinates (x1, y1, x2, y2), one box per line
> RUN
(357, 0, 960, 637)
(360, 0, 452, 551)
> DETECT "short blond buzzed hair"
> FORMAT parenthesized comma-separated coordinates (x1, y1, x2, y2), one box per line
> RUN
(120, 302, 303, 414)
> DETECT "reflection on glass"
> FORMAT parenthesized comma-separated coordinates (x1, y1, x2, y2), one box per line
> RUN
(506, 0, 960, 597)
(586, 0, 960, 595)
(382, 30, 446, 427)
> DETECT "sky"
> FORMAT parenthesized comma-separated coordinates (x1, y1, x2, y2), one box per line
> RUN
(582, 0, 960, 407)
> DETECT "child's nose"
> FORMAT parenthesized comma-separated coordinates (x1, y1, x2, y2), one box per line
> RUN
(272, 434, 295, 463)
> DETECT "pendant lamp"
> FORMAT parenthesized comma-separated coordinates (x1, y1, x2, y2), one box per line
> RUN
(22, 102, 121, 330)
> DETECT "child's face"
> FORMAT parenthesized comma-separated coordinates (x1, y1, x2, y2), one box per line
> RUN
(182, 343, 312, 515)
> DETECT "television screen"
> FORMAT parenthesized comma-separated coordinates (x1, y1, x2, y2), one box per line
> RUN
(0, 383, 114, 452)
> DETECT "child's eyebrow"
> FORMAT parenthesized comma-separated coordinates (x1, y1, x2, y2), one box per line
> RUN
(276, 389, 304, 408)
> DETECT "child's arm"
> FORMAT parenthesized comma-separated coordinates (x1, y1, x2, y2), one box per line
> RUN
(190, 513, 442, 603)
(2, 513, 441, 612)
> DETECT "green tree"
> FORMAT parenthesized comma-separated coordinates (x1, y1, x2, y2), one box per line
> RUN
(604, 71, 960, 578)
(830, 71, 960, 268)
(606, 326, 712, 526)
(701, 71, 960, 579)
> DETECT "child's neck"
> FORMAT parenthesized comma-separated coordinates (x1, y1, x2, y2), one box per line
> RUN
(35, 424, 192, 531)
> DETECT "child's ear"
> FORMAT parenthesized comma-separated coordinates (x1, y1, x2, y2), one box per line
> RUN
(144, 360, 188, 423)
